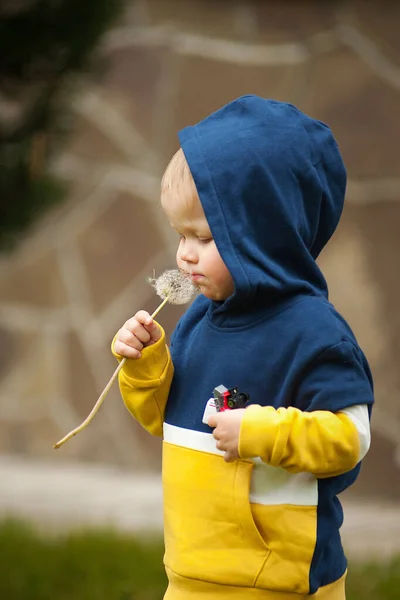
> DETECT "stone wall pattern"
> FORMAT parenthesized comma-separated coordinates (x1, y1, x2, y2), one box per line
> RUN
(0, 0, 399, 500)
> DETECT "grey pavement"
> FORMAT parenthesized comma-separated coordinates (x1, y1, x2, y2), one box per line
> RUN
(1, 455, 399, 562)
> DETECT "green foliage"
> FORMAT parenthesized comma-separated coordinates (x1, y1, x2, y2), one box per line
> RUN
(0, 0, 126, 251)
(0, 161, 65, 252)
(1, 519, 400, 600)
(0, 0, 126, 140)
(0, 520, 167, 600)
(347, 556, 400, 600)
(0, 1, 124, 86)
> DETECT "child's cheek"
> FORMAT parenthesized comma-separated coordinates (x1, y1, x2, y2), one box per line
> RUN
(176, 253, 185, 271)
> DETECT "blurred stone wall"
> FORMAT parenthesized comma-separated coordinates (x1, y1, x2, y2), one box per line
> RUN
(0, 0, 399, 499)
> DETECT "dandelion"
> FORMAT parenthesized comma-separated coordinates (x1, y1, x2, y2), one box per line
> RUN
(149, 268, 197, 307)
(54, 270, 196, 449)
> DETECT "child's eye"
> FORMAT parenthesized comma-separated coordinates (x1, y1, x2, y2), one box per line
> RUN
(198, 237, 213, 244)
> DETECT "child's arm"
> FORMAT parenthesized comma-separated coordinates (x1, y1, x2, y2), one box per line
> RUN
(112, 311, 173, 436)
(239, 341, 373, 477)
(238, 403, 369, 478)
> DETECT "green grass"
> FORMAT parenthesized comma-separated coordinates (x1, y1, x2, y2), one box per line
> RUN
(347, 556, 400, 600)
(0, 520, 167, 600)
(0, 519, 399, 599)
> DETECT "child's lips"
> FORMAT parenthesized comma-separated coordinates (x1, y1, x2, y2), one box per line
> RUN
(190, 273, 204, 282)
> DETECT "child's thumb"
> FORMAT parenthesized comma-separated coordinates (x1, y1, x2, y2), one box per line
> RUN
(208, 414, 218, 428)
(144, 317, 161, 340)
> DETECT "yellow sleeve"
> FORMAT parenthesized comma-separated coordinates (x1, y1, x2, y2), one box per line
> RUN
(111, 323, 174, 437)
(239, 405, 360, 478)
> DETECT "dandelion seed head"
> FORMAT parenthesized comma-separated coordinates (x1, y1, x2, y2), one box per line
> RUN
(149, 269, 196, 304)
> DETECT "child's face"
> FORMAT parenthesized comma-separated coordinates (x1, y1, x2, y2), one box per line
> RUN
(161, 193, 234, 302)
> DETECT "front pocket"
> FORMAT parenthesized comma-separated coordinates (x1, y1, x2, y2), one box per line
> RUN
(233, 459, 272, 555)
(251, 503, 317, 593)
(162, 441, 270, 588)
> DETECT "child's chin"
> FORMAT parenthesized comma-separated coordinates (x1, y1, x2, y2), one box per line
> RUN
(202, 289, 226, 302)
(200, 289, 214, 300)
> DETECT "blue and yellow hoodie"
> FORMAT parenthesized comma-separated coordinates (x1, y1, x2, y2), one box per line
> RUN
(114, 97, 374, 599)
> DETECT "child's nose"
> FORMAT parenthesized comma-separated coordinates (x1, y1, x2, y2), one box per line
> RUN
(179, 240, 198, 263)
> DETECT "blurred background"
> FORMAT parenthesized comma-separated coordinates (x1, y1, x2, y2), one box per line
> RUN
(1, 1, 400, 598)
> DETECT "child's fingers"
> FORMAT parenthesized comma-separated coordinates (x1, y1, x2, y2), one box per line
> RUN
(118, 327, 146, 348)
(208, 414, 218, 428)
(134, 310, 154, 326)
(144, 318, 162, 341)
(224, 451, 236, 463)
(134, 311, 162, 341)
(113, 340, 142, 359)
(123, 318, 151, 344)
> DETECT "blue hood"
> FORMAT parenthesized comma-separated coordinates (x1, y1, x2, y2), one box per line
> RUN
(178, 96, 346, 325)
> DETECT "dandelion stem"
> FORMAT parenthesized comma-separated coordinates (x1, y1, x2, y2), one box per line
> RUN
(53, 296, 169, 449)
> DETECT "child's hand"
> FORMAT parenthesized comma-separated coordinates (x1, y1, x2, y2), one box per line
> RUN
(114, 311, 162, 359)
(208, 409, 246, 463)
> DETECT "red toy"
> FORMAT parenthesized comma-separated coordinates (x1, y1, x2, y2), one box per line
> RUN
(213, 384, 249, 412)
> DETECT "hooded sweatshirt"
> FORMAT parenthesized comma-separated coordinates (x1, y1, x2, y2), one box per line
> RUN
(115, 96, 374, 598)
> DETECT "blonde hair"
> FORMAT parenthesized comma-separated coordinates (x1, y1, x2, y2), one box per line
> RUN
(161, 148, 199, 209)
